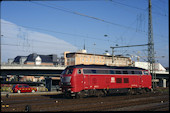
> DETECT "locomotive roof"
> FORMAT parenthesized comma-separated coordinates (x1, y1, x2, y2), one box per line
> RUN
(67, 64, 146, 70)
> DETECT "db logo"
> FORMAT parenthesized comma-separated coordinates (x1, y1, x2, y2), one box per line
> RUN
(111, 77, 115, 83)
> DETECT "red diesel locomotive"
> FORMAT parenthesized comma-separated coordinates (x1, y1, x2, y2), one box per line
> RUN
(60, 65, 152, 98)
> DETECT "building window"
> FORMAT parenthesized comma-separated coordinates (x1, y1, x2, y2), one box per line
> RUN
(86, 58, 88, 62)
(35, 56, 42, 65)
(90, 58, 92, 62)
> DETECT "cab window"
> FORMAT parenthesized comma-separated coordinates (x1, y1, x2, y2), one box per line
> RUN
(143, 71, 149, 75)
(77, 69, 81, 74)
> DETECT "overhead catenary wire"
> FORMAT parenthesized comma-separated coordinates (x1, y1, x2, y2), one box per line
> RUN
(30, 1, 139, 31)
(109, 0, 167, 17)
(1, 22, 118, 44)
(29, 1, 168, 39)
(29, 1, 168, 57)
(1, 42, 109, 54)
(1, 1, 168, 60)
(1, 22, 166, 58)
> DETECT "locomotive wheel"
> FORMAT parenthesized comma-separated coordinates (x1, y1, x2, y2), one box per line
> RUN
(132, 89, 137, 95)
(96, 90, 105, 97)
(141, 88, 146, 94)
(63, 93, 71, 99)
(127, 89, 132, 95)
(145, 88, 151, 92)
(75, 93, 80, 99)
(128, 88, 137, 95)
(74, 92, 84, 99)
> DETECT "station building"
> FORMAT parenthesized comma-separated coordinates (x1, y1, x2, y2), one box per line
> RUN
(64, 50, 132, 66)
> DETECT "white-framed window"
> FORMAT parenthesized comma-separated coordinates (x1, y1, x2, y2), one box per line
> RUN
(35, 56, 42, 65)
(86, 58, 88, 62)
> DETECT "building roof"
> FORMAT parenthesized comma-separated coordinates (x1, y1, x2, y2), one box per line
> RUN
(66, 52, 129, 58)
(13, 56, 27, 63)
(12, 53, 59, 64)
(26, 53, 55, 63)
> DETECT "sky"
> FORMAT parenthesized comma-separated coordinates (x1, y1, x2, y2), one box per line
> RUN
(1, 0, 169, 67)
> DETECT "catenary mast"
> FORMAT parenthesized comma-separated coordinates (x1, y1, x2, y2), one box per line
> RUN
(148, 0, 156, 88)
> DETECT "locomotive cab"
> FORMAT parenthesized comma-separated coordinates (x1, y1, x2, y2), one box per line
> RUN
(60, 67, 76, 97)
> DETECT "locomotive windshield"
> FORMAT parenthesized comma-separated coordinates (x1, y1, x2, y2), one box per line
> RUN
(61, 68, 73, 75)
(60, 68, 73, 84)
(61, 76, 71, 83)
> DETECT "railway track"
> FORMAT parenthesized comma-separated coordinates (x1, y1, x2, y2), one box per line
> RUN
(1, 90, 169, 112)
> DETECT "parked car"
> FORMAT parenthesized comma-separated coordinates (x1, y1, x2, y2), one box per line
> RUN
(12, 84, 37, 93)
